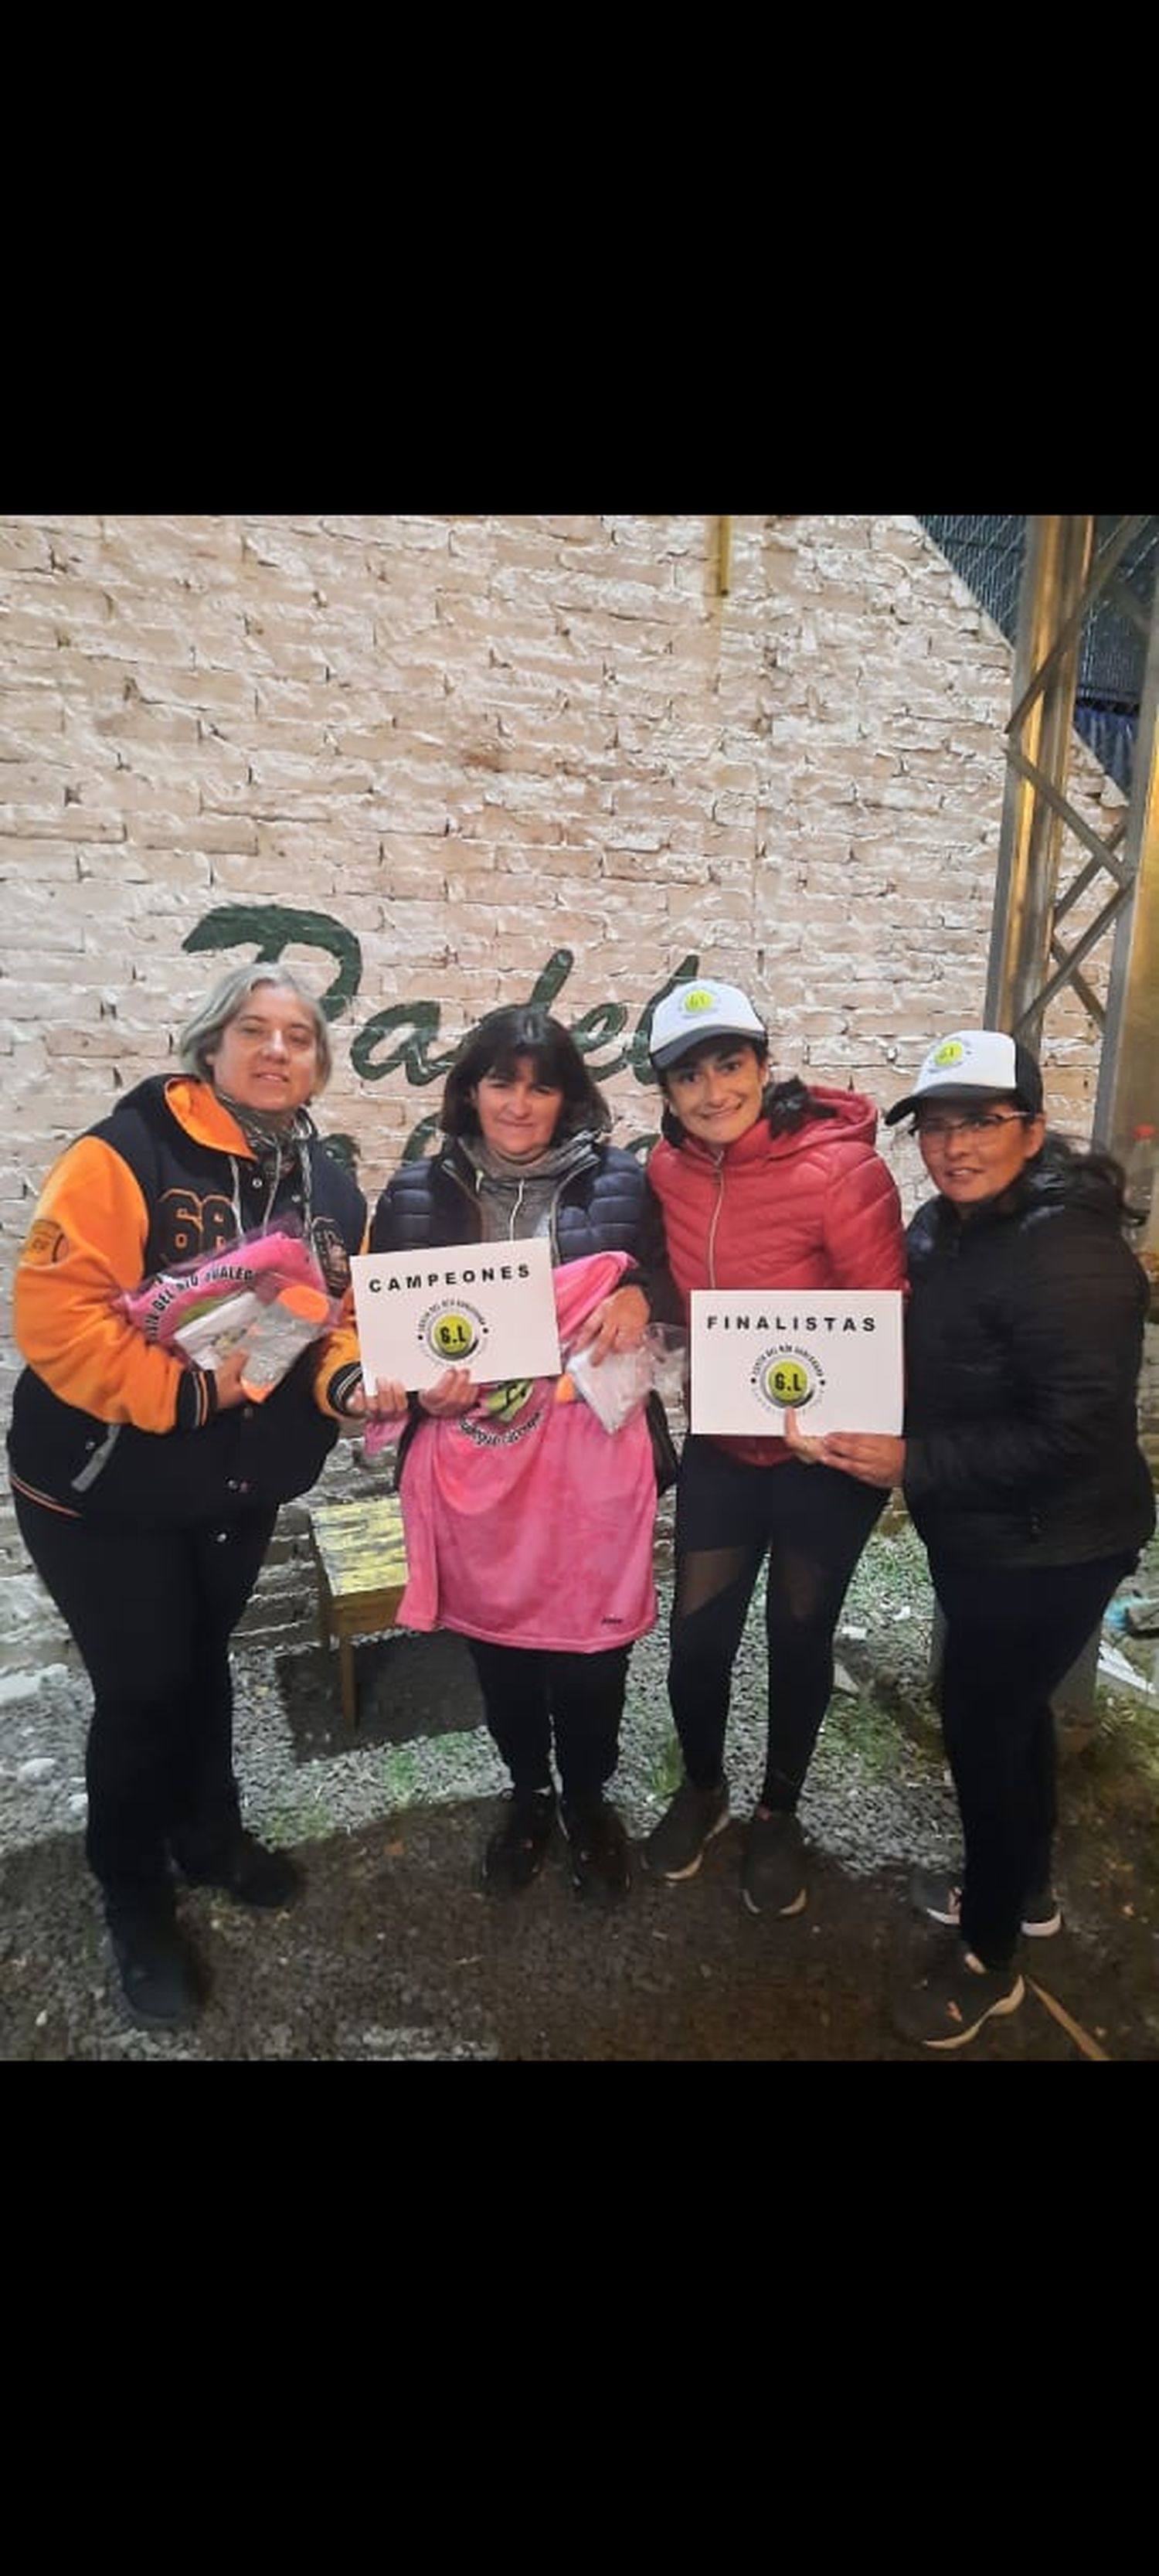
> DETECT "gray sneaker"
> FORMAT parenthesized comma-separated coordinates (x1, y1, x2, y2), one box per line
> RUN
(741, 1809, 807, 1917)
(641, 1775, 729, 1881)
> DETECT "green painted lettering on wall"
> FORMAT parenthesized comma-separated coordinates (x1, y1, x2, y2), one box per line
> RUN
(185, 904, 362, 1018)
(352, 1002, 456, 1087)
(183, 904, 699, 1162)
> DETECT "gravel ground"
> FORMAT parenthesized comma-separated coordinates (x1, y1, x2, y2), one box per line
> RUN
(2, 1508, 1157, 2061)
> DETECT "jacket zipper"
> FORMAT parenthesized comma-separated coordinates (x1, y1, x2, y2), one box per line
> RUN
(705, 1152, 725, 1288)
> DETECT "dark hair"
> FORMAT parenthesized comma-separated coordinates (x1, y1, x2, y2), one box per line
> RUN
(660, 1053, 839, 1148)
(1038, 1130, 1137, 1219)
(440, 1005, 611, 1143)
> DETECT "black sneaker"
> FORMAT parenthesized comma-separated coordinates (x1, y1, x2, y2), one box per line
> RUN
(910, 1867, 1062, 1941)
(641, 1775, 729, 1880)
(105, 1893, 206, 2032)
(560, 1794, 630, 1905)
(481, 1788, 556, 1894)
(893, 1938, 1025, 2052)
(741, 1809, 807, 1917)
(175, 1829, 304, 1909)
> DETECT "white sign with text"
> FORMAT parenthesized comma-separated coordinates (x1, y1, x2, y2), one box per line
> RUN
(689, 1289, 904, 1436)
(351, 1237, 562, 1393)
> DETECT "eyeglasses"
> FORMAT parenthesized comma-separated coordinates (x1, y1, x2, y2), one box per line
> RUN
(915, 1111, 1028, 1141)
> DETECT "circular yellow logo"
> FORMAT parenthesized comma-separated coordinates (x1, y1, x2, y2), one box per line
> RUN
(430, 1310, 480, 1362)
(931, 1040, 967, 1068)
(763, 1356, 814, 1409)
(682, 987, 718, 1016)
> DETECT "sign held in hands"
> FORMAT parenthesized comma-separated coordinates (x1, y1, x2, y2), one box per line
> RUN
(689, 1289, 904, 1436)
(351, 1237, 562, 1393)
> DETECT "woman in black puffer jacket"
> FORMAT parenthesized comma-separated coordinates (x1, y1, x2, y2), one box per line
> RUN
(900, 1141, 1154, 1570)
(789, 1028, 1155, 2053)
(369, 1004, 671, 1909)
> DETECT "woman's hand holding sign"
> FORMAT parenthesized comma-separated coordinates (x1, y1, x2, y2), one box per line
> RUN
(783, 1408, 905, 1489)
(416, 1368, 477, 1417)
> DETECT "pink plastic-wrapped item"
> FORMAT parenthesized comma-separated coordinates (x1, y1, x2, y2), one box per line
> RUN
(120, 1225, 328, 1348)
(172, 1279, 336, 1399)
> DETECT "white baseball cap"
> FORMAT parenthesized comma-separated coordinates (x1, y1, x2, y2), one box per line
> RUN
(649, 978, 766, 1073)
(884, 1029, 1044, 1125)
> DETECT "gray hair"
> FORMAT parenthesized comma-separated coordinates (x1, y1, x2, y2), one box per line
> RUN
(177, 965, 334, 1088)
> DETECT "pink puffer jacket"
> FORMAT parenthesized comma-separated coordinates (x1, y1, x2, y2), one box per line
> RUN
(647, 1085, 906, 1468)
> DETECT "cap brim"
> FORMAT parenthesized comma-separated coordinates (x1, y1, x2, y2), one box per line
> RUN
(651, 1024, 765, 1073)
(885, 1083, 1025, 1126)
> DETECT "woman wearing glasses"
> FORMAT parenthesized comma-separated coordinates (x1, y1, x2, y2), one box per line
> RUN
(795, 1029, 1155, 2050)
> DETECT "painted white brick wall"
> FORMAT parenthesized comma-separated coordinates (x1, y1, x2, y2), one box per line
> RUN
(0, 512, 1136, 1669)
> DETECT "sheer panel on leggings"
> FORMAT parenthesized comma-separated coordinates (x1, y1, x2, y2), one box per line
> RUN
(671, 1545, 762, 1624)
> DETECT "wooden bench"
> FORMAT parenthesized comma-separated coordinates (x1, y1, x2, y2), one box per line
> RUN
(308, 1494, 409, 1729)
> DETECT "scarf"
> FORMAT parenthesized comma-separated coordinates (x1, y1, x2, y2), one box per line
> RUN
(457, 1128, 599, 1244)
(214, 1087, 317, 1235)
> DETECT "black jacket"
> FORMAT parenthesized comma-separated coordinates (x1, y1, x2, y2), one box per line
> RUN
(901, 1145, 1155, 1567)
(371, 1135, 668, 1276)
(370, 1135, 673, 1483)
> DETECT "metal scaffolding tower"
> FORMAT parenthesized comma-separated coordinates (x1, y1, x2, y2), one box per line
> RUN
(983, 513, 1159, 1158)
(967, 515, 1159, 1727)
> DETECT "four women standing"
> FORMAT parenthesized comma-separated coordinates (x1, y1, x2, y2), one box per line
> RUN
(8, 965, 1154, 2057)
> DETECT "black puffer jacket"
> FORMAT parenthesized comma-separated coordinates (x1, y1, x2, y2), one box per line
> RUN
(370, 1135, 673, 1485)
(902, 1143, 1155, 1567)
(372, 1136, 668, 1274)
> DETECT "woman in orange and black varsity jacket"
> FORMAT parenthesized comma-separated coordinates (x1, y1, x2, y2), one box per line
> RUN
(7, 965, 368, 2033)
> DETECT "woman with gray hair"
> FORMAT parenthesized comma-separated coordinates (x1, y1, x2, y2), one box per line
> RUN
(7, 962, 369, 2033)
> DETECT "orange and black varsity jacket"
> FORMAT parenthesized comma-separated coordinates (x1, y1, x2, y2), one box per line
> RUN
(8, 1074, 367, 1526)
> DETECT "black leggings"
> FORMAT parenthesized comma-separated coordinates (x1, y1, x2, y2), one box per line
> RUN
(466, 1638, 631, 1805)
(668, 1439, 886, 1809)
(13, 1489, 277, 1901)
(930, 1548, 1135, 1968)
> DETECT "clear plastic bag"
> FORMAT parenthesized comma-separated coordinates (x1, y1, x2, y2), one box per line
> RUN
(563, 1338, 655, 1434)
(645, 1322, 689, 1407)
(563, 1323, 688, 1436)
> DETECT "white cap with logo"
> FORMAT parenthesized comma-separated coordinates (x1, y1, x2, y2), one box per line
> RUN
(649, 978, 766, 1073)
(884, 1029, 1044, 1125)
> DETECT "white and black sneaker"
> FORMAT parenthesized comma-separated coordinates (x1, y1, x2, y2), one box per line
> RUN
(910, 1866, 1062, 1941)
